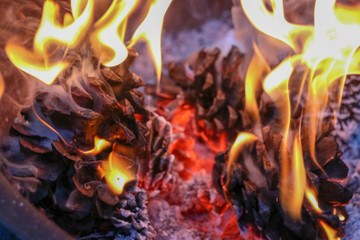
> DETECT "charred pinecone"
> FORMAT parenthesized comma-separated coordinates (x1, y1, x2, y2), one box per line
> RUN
(148, 46, 245, 139)
(0, 49, 155, 239)
(212, 125, 352, 240)
(77, 187, 151, 240)
(143, 113, 175, 190)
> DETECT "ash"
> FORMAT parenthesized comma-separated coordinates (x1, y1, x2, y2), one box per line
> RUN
(147, 173, 226, 240)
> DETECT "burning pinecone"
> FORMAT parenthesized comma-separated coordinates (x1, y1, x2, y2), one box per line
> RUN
(149, 46, 354, 239)
(213, 124, 352, 240)
(0, 48, 164, 239)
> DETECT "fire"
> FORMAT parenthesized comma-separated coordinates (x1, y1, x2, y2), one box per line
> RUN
(4, 0, 173, 196)
(319, 220, 340, 240)
(81, 136, 112, 155)
(5, 0, 94, 84)
(243, 42, 270, 135)
(130, 0, 173, 82)
(333, 209, 346, 222)
(281, 133, 306, 220)
(240, 0, 311, 52)
(0, 73, 4, 100)
(5, 0, 172, 85)
(98, 144, 134, 195)
(226, 132, 258, 187)
(305, 186, 322, 214)
(239, 0, 360, 220)
(91, 0, 137, 67)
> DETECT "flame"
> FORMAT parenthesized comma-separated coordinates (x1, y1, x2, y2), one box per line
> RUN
(130, 0, 173, 82)
(333, 208, 346, 222)
(91, 0, 138, 67)
(319, 220, 340, 240)
(243, 42, 270, 134)
(5, 0, 94, 84)
(81, 136, 112, 155)
(281, 133, 306, 220)
(240, 0, 360, 220)
(98, 144, 134, 195)
(240, 0, 312, 52)
(6, 0, 172, 85)
(226, 132, 258, 187)
(305, 186, 322, 214)
(0, 73, 4, 100)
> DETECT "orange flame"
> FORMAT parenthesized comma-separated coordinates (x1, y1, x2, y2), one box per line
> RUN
(240, 0, 311, 52)
(305, 186, 322, 214)
(226, 132, 258, 187)
(80, 136, 112, 155)
(6, 0, 172, 86)
(280, 133, 306, 220)
(98, 144, 134, 195)
(0, 73, 4, 100)
(5, 0, 94, 84)
(333, 208, 346, 222)
(243, 42, 270, 135)
(91, 0, 138, 67)
(319, 220, 340, 240)
(130, 0, 173, 82)
(240, 0, 360, 220)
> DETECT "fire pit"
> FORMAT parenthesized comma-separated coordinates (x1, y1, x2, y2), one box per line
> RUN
(0, 0, 359, 239)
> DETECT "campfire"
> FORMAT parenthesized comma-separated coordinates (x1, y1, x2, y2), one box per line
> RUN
(0, 0, 359, 239)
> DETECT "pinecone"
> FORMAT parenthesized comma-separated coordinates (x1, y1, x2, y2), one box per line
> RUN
(212, 124, 352, 240)
(0, 48, 155, 239)
(148, 46, 245, 141)
(143, 113, 175, 190)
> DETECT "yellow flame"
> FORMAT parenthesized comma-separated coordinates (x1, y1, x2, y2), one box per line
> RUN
(91, 0, 138, 67)
(34, 0, 94, 54)
(240, 0, 312, 52)
(281, 133, 306, 220)
(240, 0, 360, 220)
(81, 136, 112, 155)
(243, 42, 270, 133)
(130, 0, 173, 81)
(6, 0, 172, 85)
(305, 186, 322, 214)
(5, 0, 94, 84)
(319, 220, 340, 240)
(226, 132, 258, 187)
(98, 145, 134, 195)
(333, 209, 345, 222)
